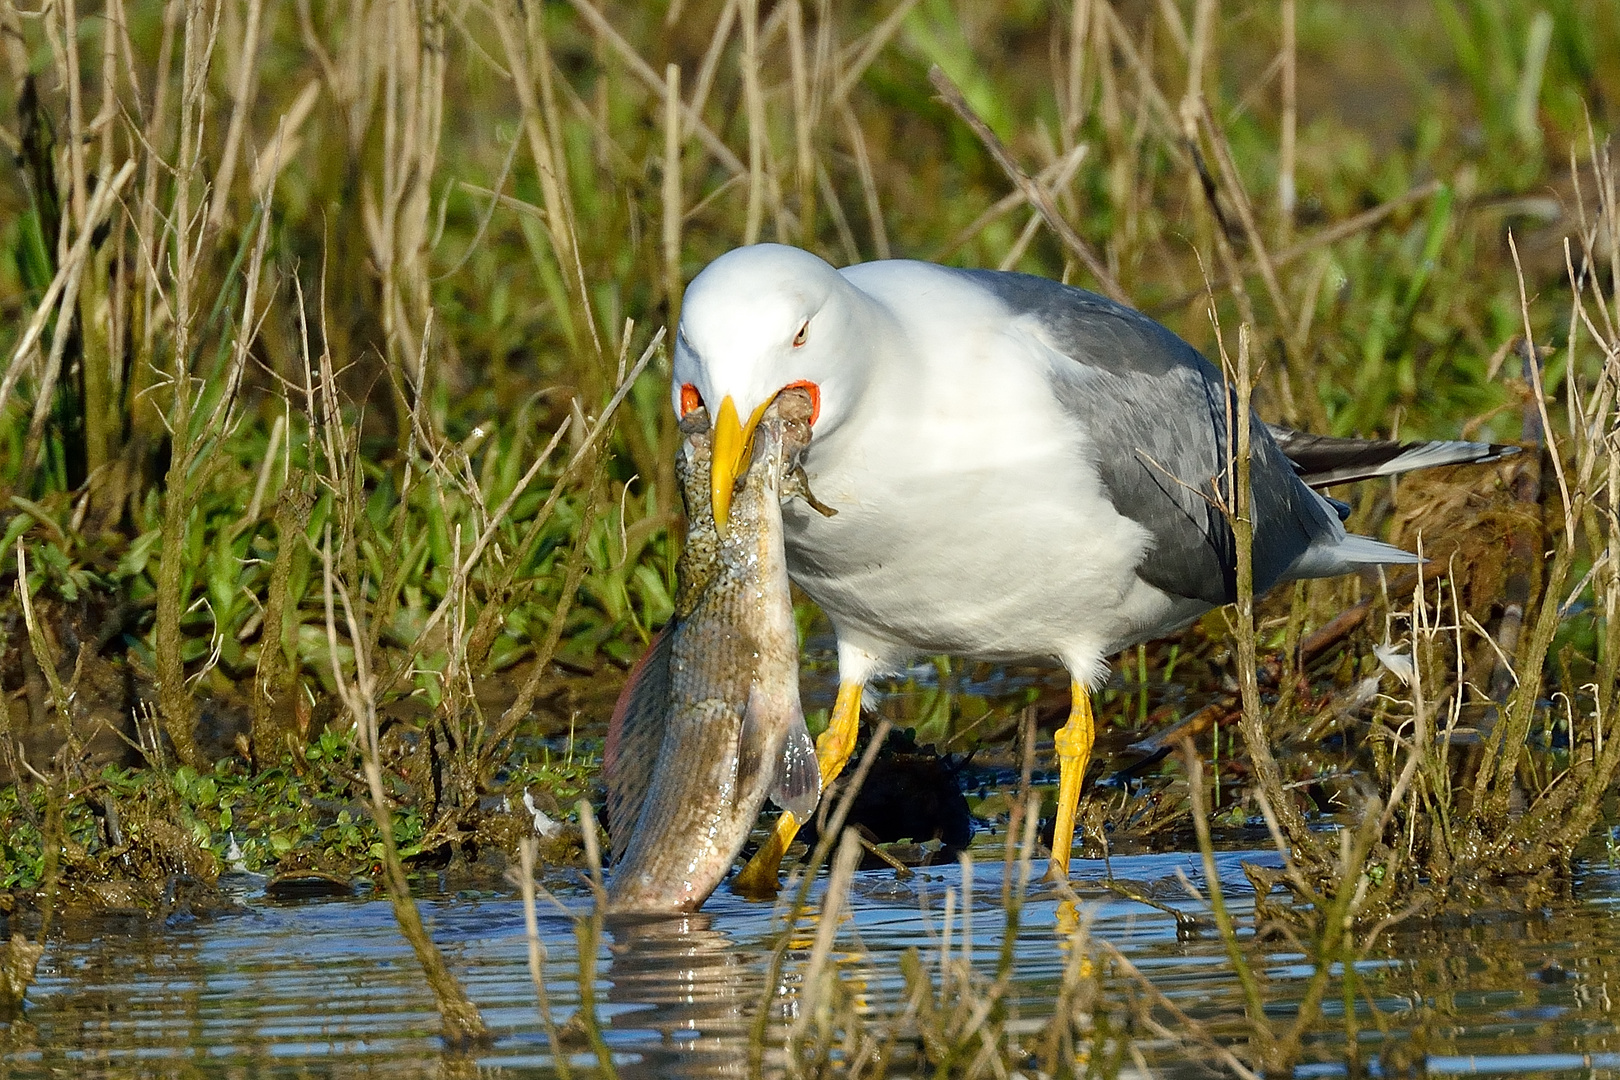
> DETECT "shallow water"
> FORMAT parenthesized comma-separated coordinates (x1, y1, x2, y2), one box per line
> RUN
(7, 639, 1618, 1078)
(6, 843, 1619, 1079)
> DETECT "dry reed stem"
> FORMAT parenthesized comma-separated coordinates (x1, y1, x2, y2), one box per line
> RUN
(662, 62, 683, 325)
(1179, 739, 1270, 1064)
(14, 544, 71, 727)
(787, 827, 862, 1052)
(838, 99, 888, 260)
(251, 80, 319, 199)
(1102, 941, 1259, 1079)
(1504, 149, 1620, 855)
(77, 0, 124, 480)
(1511, 235, 1575, 549)
(564, 0, 745, 178)
(480, 459, 605, 766)
(569, 801, 618, 1073)
(1277, 0, 1296, 246)
(516, 837, 572, 1080)
(1213, 317, 1320, 870)
(687, 0, 738, 131)
(752, 719, 893, 1072)
(1096, 4, 1183, 151)
(786, 0, 814, 244)
(1186, 729, 1389, 1075)
(815, 157, 861, 263)
(1149, 181, 1445, 315)
(152, 0, 224, 770)
(934, 142, 1090, 261)
(489, 1, 600, 374)
(323, 529, 491, 1049)
(1475, 241, 1580, 825)
(827, 0, 921, 110)
(929, 65, 1126, 304)
(0, 1, 27, 98)
(1194, 101, 1314, 426)
(56, 0, 87, 231)
(0, 161, 135, 423)
(206, 0, 264, 229)
(1062, 0, 1093, 142)
(740, 0, 765, 244)
(399, 412, 571, 676)
(364, 0, 446, 407)
(199, 127, 281, 443)
(376, 323, 658, 702)
(131, 0, 182, 438)
(1372, 566, 1435, 844)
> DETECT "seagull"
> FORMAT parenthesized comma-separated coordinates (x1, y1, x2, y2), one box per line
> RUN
(670, 243, 1513, 891)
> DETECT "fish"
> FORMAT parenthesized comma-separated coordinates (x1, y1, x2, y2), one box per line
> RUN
(603, 389, 823, 914)
(601, 407, 721, 854)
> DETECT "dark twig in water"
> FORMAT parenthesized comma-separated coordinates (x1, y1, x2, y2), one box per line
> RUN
(1099, 875, 1210, 933)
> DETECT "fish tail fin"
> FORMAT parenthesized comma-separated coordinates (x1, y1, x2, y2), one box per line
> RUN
(604, 624, 675, 864)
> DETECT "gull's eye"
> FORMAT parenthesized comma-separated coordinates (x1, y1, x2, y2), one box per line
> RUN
(792, 320, 809, 348)
(680, 383, 704, 416)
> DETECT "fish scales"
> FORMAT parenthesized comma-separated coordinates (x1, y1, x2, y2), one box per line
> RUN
(605, 391, 821, 914)
(602, 408, 717, 856)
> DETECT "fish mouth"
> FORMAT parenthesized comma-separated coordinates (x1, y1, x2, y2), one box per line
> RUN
(710, 384, 818, 535)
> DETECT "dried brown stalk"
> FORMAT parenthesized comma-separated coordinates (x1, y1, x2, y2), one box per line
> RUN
(929, 65, 1127, 304)
(323, 530, 490, 1049)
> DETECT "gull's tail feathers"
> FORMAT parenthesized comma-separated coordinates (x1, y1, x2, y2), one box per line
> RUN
(1266, 424, 1519, 489)
(1287, 531, 1422, 582)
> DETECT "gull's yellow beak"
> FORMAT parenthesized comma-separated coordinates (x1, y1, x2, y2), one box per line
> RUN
(710, 394, 772, 534)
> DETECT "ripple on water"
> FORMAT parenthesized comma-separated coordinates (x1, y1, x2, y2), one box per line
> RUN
(2, 851, 1618, 1078)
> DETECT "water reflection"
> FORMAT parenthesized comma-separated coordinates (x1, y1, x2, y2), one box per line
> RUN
(0, 858, 1616, 1077)
(604, 913, 760, 1079)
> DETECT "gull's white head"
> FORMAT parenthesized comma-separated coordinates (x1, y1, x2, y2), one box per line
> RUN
(674, 244, 864, 528)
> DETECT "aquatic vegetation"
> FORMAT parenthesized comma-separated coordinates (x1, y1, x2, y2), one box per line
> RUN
(1217, 154, 1620, 920)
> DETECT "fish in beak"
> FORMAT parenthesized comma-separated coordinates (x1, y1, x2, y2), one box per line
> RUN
(709, 394, 774, 534)
(604, 389, 823, 915)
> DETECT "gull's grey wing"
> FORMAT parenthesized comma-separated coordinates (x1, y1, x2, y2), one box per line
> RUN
(956, 269, 1341, 605)
(1265, 424, 1518, 488)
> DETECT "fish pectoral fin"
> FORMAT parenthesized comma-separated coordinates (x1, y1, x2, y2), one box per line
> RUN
(770, 716, 823, 821)
(736, 688, 771, 806)
(738, 690, 822, 821)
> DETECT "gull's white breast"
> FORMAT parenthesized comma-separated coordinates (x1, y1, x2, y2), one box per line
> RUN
(781, 263, 1199, 683)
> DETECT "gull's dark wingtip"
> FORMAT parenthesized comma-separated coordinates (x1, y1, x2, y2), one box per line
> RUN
(1267, 424, 1524, 489)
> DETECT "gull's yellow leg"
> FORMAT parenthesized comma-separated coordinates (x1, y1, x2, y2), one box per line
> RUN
(733, 680, 864, 898)
(1044, 681, 1095, 882)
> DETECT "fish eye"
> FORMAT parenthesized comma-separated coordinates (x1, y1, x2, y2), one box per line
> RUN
(792, 320, 809, 348)
(680, 383, 704, 416)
